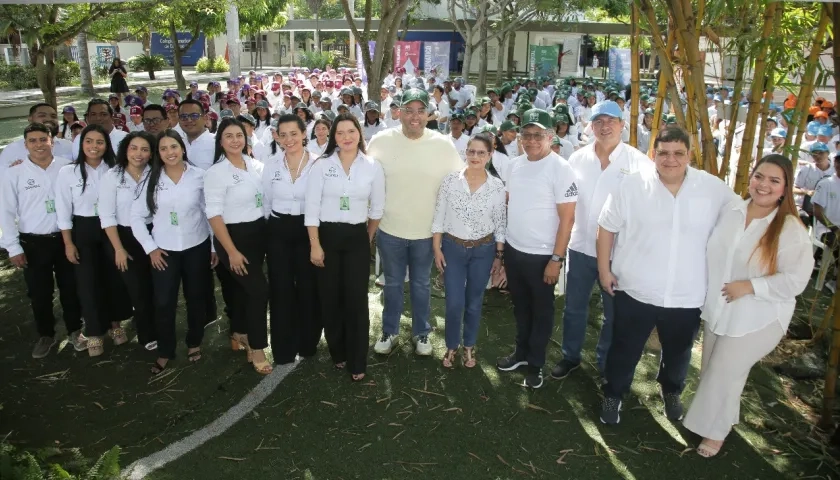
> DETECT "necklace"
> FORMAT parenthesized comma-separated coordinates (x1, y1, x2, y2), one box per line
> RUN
(285, 150, 306, 183)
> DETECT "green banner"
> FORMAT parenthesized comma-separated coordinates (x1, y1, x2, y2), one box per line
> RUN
(529, 45, 560, 78)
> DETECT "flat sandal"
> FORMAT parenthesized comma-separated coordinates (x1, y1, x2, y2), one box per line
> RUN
(442, 349, 457, 369)
(462, 347, 477, 368)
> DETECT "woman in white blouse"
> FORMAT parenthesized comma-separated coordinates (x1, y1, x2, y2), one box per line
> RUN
(432, 135, 506, 369)
(262, 114, 321, 365)
(683, 154, 813, 457)
(305, 113, 385, 381)
(131, 130, 216, 374)
(205, 118, 271, 375)
(56, 124, 131, 356)
(307, 118, 331, 156)
(99, 131, 157, 351)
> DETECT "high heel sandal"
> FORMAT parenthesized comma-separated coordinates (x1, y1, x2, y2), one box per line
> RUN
(442, 349, 457, 369)
(462, 347, 476, 368)
(250, 349, 273, 375)
(87, 336, 104, 357)
(110, 327, 128, 346)
(231, 333, 252, 362)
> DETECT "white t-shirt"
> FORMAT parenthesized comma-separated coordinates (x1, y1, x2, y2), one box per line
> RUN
(505, 152, 578, 255)
(449, 134, 469, 162)
(812, 175, 840, 238)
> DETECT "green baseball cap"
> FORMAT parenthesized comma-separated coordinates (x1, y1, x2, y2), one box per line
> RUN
(479, 96, 491, 104)
(521, 108, 553, 130)
(401, 88, 429, 107)
(554, 113, 571, 125)
(450, 112, 465, 122)
(499, 120, 520, 132)
(464, 107, 479, 117)
(551, 135, 562, 146)
(480, 124, 498, 135)
(663, 114, 677, 124)
(516, 103, 533, 116)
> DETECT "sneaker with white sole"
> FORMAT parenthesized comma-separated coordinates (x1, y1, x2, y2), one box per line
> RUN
(374, 333, 398, 354)
(32, 336, 56, 359)
(600, 397, 622, 425)
(68, 330, 88, 352)
(413, 335, 432, 356)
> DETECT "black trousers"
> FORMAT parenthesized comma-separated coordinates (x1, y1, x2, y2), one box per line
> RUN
(214, 219, 269, 350)
(19, 232, 82, 337)
(267, 213, 321, 364)
(602, 291, 700, 399)
(71, 216, 132, 337)
(504, 243, 555, 368)
(207, 263, 240, 333)
(317, 222, 370, 375)
(152, 237, 212, 359)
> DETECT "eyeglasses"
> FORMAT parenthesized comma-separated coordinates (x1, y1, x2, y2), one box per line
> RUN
(520, 132, 549, 141)
(179, 113, 203, 121)
(465, 149, 489, 157)
(655, 150, 688, 160)
(143, 117, 164, 125)
(401, 108, 426, 116)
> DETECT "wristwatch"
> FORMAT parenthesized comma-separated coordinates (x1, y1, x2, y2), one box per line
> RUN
(550, 255, 565, 263)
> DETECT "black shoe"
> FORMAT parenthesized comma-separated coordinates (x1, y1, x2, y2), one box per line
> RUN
(661, 390, 684, 421)
(496, 353, 528, 372)
(523, 366, 544, 389)
(550, 359, 580, 380)
(600, 397, 622, 425)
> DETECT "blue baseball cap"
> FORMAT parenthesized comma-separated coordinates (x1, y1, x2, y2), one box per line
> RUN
(817, 124, 834, 137)
(590, 101, 623, 121)
(713, 94, 723, 102)
(807, 121, 822, 136)
(769, 127, 787, 139)
(810, 142, 830, 153)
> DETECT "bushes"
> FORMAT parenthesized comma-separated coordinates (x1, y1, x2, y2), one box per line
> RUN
(0, 59, 79, 90)
(195, 56, 229, 73)
(298, 50, 345, 70)
(55, 59, 80, 86)
(127, 54, 168, 72)
(0, 442, 121, 480)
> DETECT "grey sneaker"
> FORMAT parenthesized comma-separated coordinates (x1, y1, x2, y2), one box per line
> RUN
(32, 336, 56, 359)
(413, 335, 432, 356)
(600, 397, 622, 425)
(68, 330, 88, 352)
(661, 390, 684, 421)
(550, 359, 580, 380)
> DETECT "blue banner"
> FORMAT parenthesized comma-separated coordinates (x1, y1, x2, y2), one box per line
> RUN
(423, 42, 450, 78)
(151, 32, 205, 67)
(608, 48, 632, 87)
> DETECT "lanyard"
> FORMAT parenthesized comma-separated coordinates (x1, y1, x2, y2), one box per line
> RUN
(284, 151, 307, 184)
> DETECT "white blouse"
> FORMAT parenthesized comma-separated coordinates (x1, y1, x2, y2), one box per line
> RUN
(307, 139, 329, 157)
(203, 155, 265, 224)
(55, 161, 111, 230)
(702, 199, 814, 337)
(262, 150, 317, 216)
(431, 169, 506, 243)
(98, 165, 149, 228)
(304, 151, 385, 227)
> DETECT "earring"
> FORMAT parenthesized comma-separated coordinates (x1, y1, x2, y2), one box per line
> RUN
(779, 195, 784, 203)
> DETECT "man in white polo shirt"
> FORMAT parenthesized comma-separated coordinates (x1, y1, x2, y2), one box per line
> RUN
(596, 126, 736, 425)
(551, 101, 653, 381)
(496, 108, 577, 389)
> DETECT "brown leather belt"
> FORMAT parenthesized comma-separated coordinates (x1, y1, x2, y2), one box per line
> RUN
(445, 233, 494, 248)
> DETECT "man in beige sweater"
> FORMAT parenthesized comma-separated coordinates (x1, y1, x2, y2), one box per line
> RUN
(368, 88, 463, 356)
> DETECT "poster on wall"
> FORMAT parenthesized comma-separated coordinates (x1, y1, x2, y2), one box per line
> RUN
(423, 42, 451, 78)
(151, 32, 205, 67)
(394, 41, 421, 75)
(355, 41, 376, 83)
(559, 38, 579, 74)
(608, 48, 632, 87)
(96, 46, 117, 67)
(529, 45, 560, 78)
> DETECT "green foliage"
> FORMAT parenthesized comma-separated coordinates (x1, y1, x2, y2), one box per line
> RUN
(298, 50, 345, 70)
(0, 443, 120, 480)
(93, 65, 110, 82)
(195, 56, 230, 73)
(126, 54, 168, 72)
(0, 59, 78, 90)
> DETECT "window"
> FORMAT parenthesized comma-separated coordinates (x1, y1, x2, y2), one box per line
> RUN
(487, 45, 497, 62)
(243, 34, 268, 52)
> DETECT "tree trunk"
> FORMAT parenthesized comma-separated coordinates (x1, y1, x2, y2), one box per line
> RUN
(77, 32, 95, 97)
(315, 13, 320, 51)
(226, 3, 242, 78)
(496, 32, 506, 87)
(207, 36, 217, 62)
(821, 287, 840, 429)
(629, 3, 640, 148)
(506, 25, 516, 77)
(461, 36, 472, 81)
(142, 26, 151, 54)
(476, 2, 488, 96)
(721, 46, 746, 180)
(169, 19, 186, 91)
(35, 47, 58, 109)
(834, 4, 840, 113)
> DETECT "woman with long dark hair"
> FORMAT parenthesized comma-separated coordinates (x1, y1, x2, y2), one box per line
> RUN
(305, 113, 385, 381)
(204, 118, 271, 374)
(61, 106, 79, 140)
(99, 131, 157, 351)
(131, 130, 214, 373)
(56, 124, 131, 356)
(108, 58, 129, 103)
(362, 102, 384, 142)
(254, 100, 272, 139)
(293, 105, 315, 139)
(307, 118, 331, 157)
(263, 114, 321, 365)
(683, 155, 813, 457)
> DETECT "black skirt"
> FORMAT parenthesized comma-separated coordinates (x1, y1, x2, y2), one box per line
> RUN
(110, 70, 128, 93)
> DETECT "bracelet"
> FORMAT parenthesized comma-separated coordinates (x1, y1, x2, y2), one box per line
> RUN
(309, 236, 319, 241)
(495, 250, 504, 259)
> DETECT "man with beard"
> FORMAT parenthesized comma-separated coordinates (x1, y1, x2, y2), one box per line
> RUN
(70, 99, 128, 160)
(0, 104, 74, 175)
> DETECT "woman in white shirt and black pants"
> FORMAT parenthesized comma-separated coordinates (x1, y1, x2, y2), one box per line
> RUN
(263, 114, 321, 365)
(205, 118, 272, 375)
(131, 130, 215, 374)
(683, 155, 813, 457)
(306, 113, 385, 381)
(56, 124, 133, 357)
(99, 131, 157, 350)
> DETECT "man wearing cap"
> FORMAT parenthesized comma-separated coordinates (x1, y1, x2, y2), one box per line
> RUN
(0, 104, 74, 174)
(449, 77, 472, 111)
(548, 101, 653, 382)
(495, 108, 577, 389)
(127, 105, 145, 132)
(368, 88, 462, 357)
(134, 86, 152, 107)
(794, 142, 834, 225)
(447, 113, 469, 162)
(762, 127, 786, 156)
(817, 125, 837, 155)
(813, 152, 840, 272)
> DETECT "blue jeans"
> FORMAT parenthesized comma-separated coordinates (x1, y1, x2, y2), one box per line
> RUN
(561, 249, 615, 372)
(441, 236, 496, 349)
(377, 229, 434, 337)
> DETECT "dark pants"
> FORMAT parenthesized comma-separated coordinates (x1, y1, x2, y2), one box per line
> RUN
(317, 222, 370, 375)
(71, 216, 132, 337)
(19, 232, 82, 337)
(602, 291, 701, 399)
(267, 213, 321, 364)
(504, 243, 555, 368)
(103, 225, 156, 344)
(152, 238, 212, 359)
(206, 260, 239, 333)
(214, 219, 269, 350)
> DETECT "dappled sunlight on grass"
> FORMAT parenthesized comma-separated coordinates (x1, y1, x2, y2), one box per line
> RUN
(567, 396, 638, 480)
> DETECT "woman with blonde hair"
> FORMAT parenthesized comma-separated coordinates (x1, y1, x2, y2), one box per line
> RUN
(683, 154, 813, 457)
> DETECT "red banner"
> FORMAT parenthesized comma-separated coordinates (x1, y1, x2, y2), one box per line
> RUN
(394, 41, 422, 75)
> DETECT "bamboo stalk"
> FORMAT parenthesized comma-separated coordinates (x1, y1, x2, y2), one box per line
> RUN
(834, 3, 840, 110)
(630, 2, 640, 148)
(636, 0, 675, 157)
(811, 294, 834, 344)
(752, 4, 784, 165)
(718, 7, 749, 181)
(820, 288, 840, 429)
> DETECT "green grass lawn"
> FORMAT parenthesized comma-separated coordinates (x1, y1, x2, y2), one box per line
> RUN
(0, 254, 836, 480)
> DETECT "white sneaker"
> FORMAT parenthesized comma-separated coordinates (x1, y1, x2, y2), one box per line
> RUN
(413, 335, 432, 356)
(375, 274, 386, 287)
(374, 333, 398, 354)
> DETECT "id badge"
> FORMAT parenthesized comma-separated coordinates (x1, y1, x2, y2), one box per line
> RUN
(45, 199, 56, 213)
(339, 196, 350, 211)
(170, 211, 179, 226)
(255, 193, 263, 208)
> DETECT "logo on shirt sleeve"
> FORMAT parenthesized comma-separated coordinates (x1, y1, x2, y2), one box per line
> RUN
(565, 182, 579, 198)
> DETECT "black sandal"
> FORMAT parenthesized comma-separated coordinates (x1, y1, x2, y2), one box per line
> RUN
(150, 360, 168, 375)
(187, 349, 202, 362)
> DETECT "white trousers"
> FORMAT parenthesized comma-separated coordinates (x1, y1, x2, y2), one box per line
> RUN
(682, 320, 784, 441)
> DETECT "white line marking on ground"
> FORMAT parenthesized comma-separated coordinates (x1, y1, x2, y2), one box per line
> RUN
(121, 360, 298, 479)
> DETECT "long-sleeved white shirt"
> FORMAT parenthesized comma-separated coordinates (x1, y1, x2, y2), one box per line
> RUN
(130, 164, 210, 254)
(184, 130, 217, 171)
(598, 166, 738, 308)
(55, 160, 112, 230)
(702, 199, 813, 336)
(203, 155, 265, 224)
(98, 165, 149, 229)
(431, 169, 506, 243)
(304, 152, 385, 227)
(0, 156, 71, 257)
(262, 150, 317, 217)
